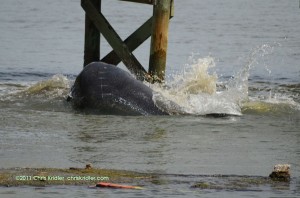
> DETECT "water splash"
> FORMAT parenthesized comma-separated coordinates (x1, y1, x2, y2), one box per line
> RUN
(0, 74, 72, 112)
(151, 44, 300, 116)
(227, 44, 277, 102)
(170, 57, 217, 95)
(238, 44, 300, 114)
(151, 56, 242, 116)
(1, 43, 299, 116)
(23, 74, 70, 98)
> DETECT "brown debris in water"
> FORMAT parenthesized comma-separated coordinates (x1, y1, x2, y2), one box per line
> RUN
(269, 164, 291, 181)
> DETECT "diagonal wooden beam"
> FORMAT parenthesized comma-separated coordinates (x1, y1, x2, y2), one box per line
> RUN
(101, 17, 153, 66)
(81, 0, 147, 80)
(102, 8, 173, 66)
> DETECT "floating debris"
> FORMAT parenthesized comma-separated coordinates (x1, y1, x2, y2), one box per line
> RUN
(269, 164, 291, 181)
(85, 163, 93, 170)
(95, 182, 143, 189)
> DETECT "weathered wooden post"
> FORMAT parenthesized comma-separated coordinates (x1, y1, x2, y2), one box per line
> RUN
(84, 0, 101, 67)
(149, 0, 172, 81)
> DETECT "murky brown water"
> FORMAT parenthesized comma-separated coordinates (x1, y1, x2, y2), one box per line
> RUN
(1, 0, 299, 197)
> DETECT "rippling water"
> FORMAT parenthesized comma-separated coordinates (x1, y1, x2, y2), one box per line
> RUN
(0, 0, 300, 197)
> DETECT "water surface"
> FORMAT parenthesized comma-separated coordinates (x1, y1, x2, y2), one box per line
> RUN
(0, 0, 299, 197)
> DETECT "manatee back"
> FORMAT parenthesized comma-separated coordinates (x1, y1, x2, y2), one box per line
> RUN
(70, 62, 166, 115)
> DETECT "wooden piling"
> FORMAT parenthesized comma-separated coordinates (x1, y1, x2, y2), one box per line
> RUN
(82, 0, 174, 82)
(149, 0, 172, 81)
(82, 0, 148, 80)
(83, 0, 101, 67)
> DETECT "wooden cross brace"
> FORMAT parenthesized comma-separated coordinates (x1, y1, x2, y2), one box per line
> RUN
(81, 0, 173, 81)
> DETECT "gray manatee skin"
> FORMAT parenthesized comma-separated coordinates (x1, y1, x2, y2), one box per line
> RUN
(68, 62, 167, 115)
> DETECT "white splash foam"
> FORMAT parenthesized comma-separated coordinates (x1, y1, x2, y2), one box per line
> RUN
(150, 57, 242, 116)
(150, 44, 300, 116)
(24, 74, 70, 97)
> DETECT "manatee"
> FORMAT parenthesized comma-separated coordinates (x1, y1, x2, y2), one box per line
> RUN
(68, 62, 167, 115)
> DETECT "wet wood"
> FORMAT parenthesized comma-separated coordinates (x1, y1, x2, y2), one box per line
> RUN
(83, 0, 101, 67)
(82, 0, 174, 83)
(81, 0, 147, 80)
(101, 17, 153, 65)
(149, 0, 172, 81)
